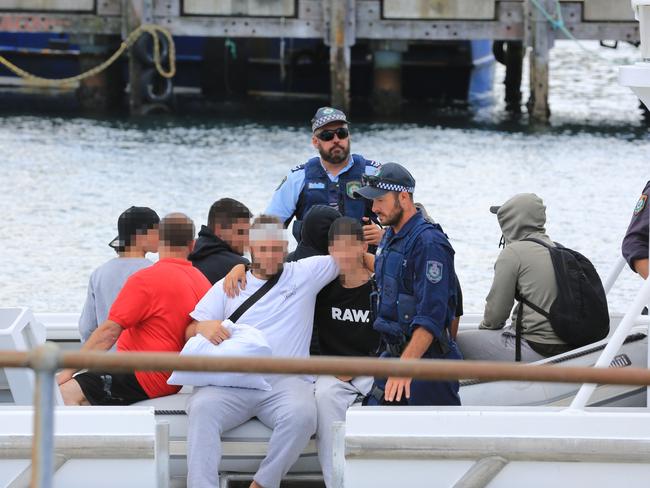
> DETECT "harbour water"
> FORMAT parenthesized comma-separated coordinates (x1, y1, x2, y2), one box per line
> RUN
(0, 41, 648, 316)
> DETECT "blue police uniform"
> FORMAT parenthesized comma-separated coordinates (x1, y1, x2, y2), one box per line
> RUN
(265, 154, 380, 241)
(622, 180, 649, 272)
(373, 211, 462, 406)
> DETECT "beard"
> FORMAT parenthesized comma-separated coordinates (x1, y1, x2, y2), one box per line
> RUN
(318, 143, 350, 165)
(379, 196, 404, 227)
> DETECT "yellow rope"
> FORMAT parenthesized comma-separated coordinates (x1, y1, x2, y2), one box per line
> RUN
(0, 24, 175, 87)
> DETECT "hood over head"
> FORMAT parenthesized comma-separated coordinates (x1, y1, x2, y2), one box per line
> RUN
(188, 225, 239, 261)
(287, 205, 342, 262)
(495, 193, 547, 244)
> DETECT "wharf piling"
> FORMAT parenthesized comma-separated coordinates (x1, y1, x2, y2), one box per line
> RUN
(0, 0, 641, 121)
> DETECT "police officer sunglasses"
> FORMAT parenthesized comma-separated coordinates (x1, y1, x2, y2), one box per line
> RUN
(315, 127, 349, 141)
(362, 174, 403, 188)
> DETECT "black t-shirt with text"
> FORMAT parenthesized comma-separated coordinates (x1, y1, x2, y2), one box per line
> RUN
(314, 278, 380, 357)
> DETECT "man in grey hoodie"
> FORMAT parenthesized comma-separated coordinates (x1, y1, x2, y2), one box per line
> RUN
(457, 193, 571, 362)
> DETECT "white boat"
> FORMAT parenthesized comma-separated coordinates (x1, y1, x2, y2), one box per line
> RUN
(0, 252, 648, 487)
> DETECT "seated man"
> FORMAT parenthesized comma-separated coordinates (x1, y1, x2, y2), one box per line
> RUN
(622, 180, 649, 280)
(456, 194, 571, 362)
(286, 204, 342, 355)
(78, 206, 160, 342)
(185, 215, 341, 488)
(286, 204, 341, 262)
(189, 198, 252, 284)
(313, 217, 380, 488)
(58, 213, 211, 405)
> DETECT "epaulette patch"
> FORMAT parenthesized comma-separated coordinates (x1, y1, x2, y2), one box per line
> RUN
(290, 163, 306, 173)
(634, 194, 647, 215)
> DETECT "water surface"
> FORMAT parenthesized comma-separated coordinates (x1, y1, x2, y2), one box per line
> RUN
(0, 41, 648, 316)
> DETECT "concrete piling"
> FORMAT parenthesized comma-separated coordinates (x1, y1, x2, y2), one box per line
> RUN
(76, 35, 124, 112)
(526, 0, 554, 122)
(371, 42, 406, 116)
(328, 0, 354, 114)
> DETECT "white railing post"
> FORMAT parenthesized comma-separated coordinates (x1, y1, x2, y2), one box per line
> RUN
(603, 256, 627, 296)
(646, 208, 650, 406)
(30, 343, 60, 488)
(570, 277, 650, 409)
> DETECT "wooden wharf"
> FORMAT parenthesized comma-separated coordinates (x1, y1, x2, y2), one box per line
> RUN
(0, 0, 642, 119)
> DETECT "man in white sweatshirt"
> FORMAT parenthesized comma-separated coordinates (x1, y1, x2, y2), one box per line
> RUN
(184, 215, 340, 488)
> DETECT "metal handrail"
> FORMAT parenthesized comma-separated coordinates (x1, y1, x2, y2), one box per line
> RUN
(5, 347, 650, 386)
(7, 343, 650, 488)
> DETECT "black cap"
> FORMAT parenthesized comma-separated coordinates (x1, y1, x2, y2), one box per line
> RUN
(311, 107, 349, 132)
(109, 206, 160, 251)
(353, 162, 416, 200)
(489, 206, 501, 214)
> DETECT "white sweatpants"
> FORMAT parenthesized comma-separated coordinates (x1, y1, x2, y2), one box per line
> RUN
(315, 375, 373, 488)
(186, 376, 317, 488)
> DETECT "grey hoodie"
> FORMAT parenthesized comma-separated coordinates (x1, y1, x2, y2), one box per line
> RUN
(480, 193, 566, 346)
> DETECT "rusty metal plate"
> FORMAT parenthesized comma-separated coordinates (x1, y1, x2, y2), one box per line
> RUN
(182, 0, 296, 17)
(583, 0, 635, 22)
(0, 0, 94, 11)
(382, 0, 496, 20)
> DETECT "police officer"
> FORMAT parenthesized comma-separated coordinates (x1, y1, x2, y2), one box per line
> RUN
(265, 107, 383, 245)
(354, 163, 462, 406)
(622, 180, 649, 280)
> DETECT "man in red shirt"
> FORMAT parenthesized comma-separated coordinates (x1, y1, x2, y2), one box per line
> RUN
(58, 213, 211, 405)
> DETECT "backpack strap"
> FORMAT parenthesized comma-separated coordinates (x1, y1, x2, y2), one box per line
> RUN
(513, 289, 550, 362)
(515, 301, 524, 362)
(513, 236, 556, 361)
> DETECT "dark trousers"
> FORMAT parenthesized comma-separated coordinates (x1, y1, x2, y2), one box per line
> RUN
(366, 340, 462, 406)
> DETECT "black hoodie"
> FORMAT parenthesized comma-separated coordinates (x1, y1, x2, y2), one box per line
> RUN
(286, 205, 342, 263)
(188, 225, 249, 285)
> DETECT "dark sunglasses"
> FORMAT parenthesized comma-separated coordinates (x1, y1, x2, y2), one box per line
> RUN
(316, 127, 349, 141)
(362, 173, 403, 188)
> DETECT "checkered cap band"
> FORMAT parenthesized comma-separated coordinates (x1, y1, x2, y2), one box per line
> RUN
(375, 181, 414, 193)
(311, 112, 348, 131)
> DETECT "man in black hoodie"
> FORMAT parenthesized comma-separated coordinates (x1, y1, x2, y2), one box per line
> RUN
(188, 198, 252, 284)
(286, 205, 342, 263)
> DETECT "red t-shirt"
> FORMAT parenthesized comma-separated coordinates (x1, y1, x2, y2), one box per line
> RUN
(109, 258, 211, 398)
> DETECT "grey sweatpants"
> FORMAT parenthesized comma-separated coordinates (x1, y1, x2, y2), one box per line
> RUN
(456, 329, 545, 362)
(186, 376, 317, 488)
(315, 375, 373, 488)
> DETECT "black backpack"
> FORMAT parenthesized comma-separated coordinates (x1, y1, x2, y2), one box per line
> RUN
(514, 238, 610, 361)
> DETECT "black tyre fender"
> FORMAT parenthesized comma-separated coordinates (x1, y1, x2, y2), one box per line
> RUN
(134, 32, 170, 66)
(140, 68, 173, 104)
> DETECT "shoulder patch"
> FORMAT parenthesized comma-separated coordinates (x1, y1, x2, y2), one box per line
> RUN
(290, 163, 306, 173)
(634, 194, 647, 215)
(426, 261, 443, 284)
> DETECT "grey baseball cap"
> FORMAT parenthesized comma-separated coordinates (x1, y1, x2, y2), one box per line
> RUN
(353, 162, 416, 200)
(311, 107, 349, 132)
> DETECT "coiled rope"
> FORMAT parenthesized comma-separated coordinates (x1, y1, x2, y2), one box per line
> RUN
(0, 24, 175, 87)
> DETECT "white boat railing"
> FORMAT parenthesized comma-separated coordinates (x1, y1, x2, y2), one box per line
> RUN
(5, 343, 650, 487)
(603, 255, 628, 296)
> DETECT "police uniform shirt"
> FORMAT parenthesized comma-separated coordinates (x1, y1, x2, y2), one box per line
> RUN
(375, 212, 457, 343)
(265, 156, 379, 224)
(622, 180, 650, 270)
(314, 278, 380, 357)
